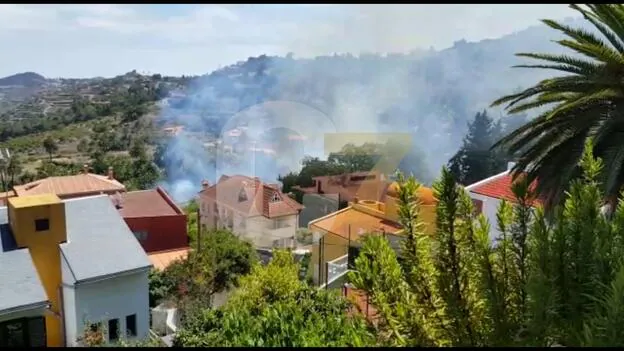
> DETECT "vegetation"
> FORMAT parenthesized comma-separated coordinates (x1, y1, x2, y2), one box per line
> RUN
(280, 141, 428, 203)
(491, 4, 624, 209)
(148, 229, 258, 314)
(348, 139, 624, 346)
(448, 110, 508, 185)
(174, 250, 375, 347)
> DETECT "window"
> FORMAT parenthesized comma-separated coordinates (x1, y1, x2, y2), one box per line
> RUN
(108, 319, 119, 341)
(270, 192, 281, 203)
(125, 314, 137, 337)
(0, 317, 46, 347)
(472, 199, 484, 215)
(273, 218, 290, 229)
(238, 188, 248, 202)
(34, 219, 49, 232)
(133, 231, 148, 241)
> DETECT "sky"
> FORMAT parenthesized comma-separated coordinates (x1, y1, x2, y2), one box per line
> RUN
(0, 4, 578, 78)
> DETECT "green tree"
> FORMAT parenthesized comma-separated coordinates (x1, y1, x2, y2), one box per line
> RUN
(490, 4, 624, 210)
(348, 139, 624, 347)
(174, 250, 375, 347)
(448, 110, 507, 185)
(42, 136, 58, 160)
(149, 229, 258, 312)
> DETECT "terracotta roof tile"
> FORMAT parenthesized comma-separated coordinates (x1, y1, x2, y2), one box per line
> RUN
(310, 206, 402, 241)
(114, 187, 184, 218)
(469, 172, 541, 206)
(13, 173, 125, 198)
(148, 247, 191, 271)
(199, 175, 303, 218)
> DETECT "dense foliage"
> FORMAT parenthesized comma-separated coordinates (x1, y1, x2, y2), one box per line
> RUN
(491, 4, 624, 209)
(349, 139, 624, 346)
(448, 110, 511, 185)
(174, 250, 375, 347)
(148, 229, 258, 313)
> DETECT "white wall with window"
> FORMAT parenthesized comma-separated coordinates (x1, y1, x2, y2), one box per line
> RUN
(61, 262, 150, 346)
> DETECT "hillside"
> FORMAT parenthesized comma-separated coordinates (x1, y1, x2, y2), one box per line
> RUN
(157, 18, 585, 199)
(0, 72, 46, 87)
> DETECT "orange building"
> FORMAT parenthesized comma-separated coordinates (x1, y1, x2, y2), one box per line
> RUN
(308, 181, 437, 287)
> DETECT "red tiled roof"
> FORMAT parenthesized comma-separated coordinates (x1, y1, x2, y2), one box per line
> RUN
(148, 247, 191, 271)
(468, 172, 541, 205)
(114, 187, 184, 218)
(199, 175, 303, 218)
(13, 173, 125, 198)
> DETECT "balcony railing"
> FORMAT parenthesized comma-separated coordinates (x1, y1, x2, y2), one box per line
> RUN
(319, 254, 349, 289)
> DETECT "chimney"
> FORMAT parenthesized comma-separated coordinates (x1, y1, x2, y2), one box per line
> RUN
(201, 180, 210, 190)
(507, 161, 517, 171)
(107, 167, 114, 180)
(82, 164, 89, 174)
(316, 179, 322, 193)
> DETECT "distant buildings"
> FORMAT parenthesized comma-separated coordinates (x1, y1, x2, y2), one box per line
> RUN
(198, 175, 303, 250)
(0, 194, 151, 347)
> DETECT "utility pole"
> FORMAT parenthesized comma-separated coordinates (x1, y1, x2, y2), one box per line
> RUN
(196, 207, 202, 253)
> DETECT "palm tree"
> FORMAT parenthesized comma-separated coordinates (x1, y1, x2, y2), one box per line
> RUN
(491, 4, 624, 210)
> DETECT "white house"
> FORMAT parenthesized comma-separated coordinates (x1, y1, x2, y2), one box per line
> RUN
(465, 162, 540, 240)
(0, 194, 151, 347)
(198, 175, 303, 249)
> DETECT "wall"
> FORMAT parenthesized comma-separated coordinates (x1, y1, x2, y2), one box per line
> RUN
(61, 253, 77, 346)
(243, 215, 298, 249)
(8, 195, 66, 347)
(468, 192, 502, 241)
(123, 215, 188, 253)
(64, 270, 150, 346)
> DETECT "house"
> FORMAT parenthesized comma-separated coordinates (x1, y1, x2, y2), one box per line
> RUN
(308, 181, 438, 287)
(0, 194, 152, 347)
(465, 162, 541, 240)
(293, 171, 390, 206)
(112, 187, 189, 254)
(2, 165, 125, 203)
(293, 171, 391, 227)
(198, 175, 303, 249)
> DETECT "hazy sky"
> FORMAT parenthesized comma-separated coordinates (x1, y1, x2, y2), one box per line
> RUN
(0, 4, 578, 78)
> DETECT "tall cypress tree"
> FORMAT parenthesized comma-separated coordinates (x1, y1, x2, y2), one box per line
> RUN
(448, 110, 507, 185)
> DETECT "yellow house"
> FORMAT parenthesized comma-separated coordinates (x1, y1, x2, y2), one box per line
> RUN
(308, 182, 437, 286)
(0, 194, 152, 347)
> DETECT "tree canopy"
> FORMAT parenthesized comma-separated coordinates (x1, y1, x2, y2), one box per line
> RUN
(174, 250, 376, 347)
(349, 139, 624, 346)
(491, 4, 624, 209)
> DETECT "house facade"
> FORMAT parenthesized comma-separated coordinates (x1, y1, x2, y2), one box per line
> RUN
(465, 163, 540, 240)
(113, 187, 188, 253)
(0, 194, 152, 347)
(198, 175, 303, 249)
(308, 182, 438, 287)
